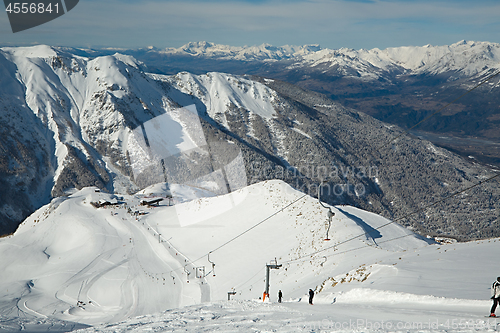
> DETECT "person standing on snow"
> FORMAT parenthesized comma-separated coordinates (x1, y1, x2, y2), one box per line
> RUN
(308, 289, 314, 305)
(490, 277, 500, 317)
(278, 290, 283, 303)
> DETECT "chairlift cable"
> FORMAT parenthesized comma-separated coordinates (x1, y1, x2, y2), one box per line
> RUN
(160, 193, 308, 276)
(283, 171, 500, 264)
(288, 233, 415, 264)
(152, 170, 500, 276)
(200, 193, 308, 257)
(233, 266, 265, 292)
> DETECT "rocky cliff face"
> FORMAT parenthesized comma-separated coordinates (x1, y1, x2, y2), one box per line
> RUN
(0, 45, 498, 240)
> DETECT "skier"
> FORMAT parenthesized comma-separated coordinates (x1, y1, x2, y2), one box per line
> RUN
(278, 290, 283, 303)
(308, 289, 314, 305)
(490, 277, 500, 317)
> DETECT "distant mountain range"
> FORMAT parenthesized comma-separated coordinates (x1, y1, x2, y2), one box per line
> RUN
(111, 40, 500, 80)
(134, 40, 500, 74)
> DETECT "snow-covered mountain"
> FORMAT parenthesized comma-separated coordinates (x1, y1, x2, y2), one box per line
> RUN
(294, 40, 500, 80)
(0, 45, 499, 241)
(0, 180, 498, 332)
(150, 40, 500, 80)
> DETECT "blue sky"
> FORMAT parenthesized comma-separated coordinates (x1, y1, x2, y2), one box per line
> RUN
(0, 0, 499, 50)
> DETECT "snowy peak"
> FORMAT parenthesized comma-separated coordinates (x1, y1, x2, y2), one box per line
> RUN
(382, 40, 500, 75)
(0, 47, 169, 233)
(1, 44, 58, 58)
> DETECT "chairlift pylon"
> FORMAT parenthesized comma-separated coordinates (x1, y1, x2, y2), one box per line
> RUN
(196, 266, 205, 278)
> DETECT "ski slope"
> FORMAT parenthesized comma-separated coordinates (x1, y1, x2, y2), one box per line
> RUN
(0, 180, 499, 332)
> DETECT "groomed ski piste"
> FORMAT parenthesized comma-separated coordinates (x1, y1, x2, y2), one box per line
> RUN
(0, 180, 499, 332)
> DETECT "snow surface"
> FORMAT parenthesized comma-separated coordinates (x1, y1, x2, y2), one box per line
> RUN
(0, 180, 499, 332)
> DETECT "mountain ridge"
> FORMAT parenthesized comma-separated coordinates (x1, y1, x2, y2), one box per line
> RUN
(144, 40, 500, 78)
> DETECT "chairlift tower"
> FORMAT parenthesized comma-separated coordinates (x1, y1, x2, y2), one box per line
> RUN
(227, 290, 237, 301)
(265, 259, 282, 300)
